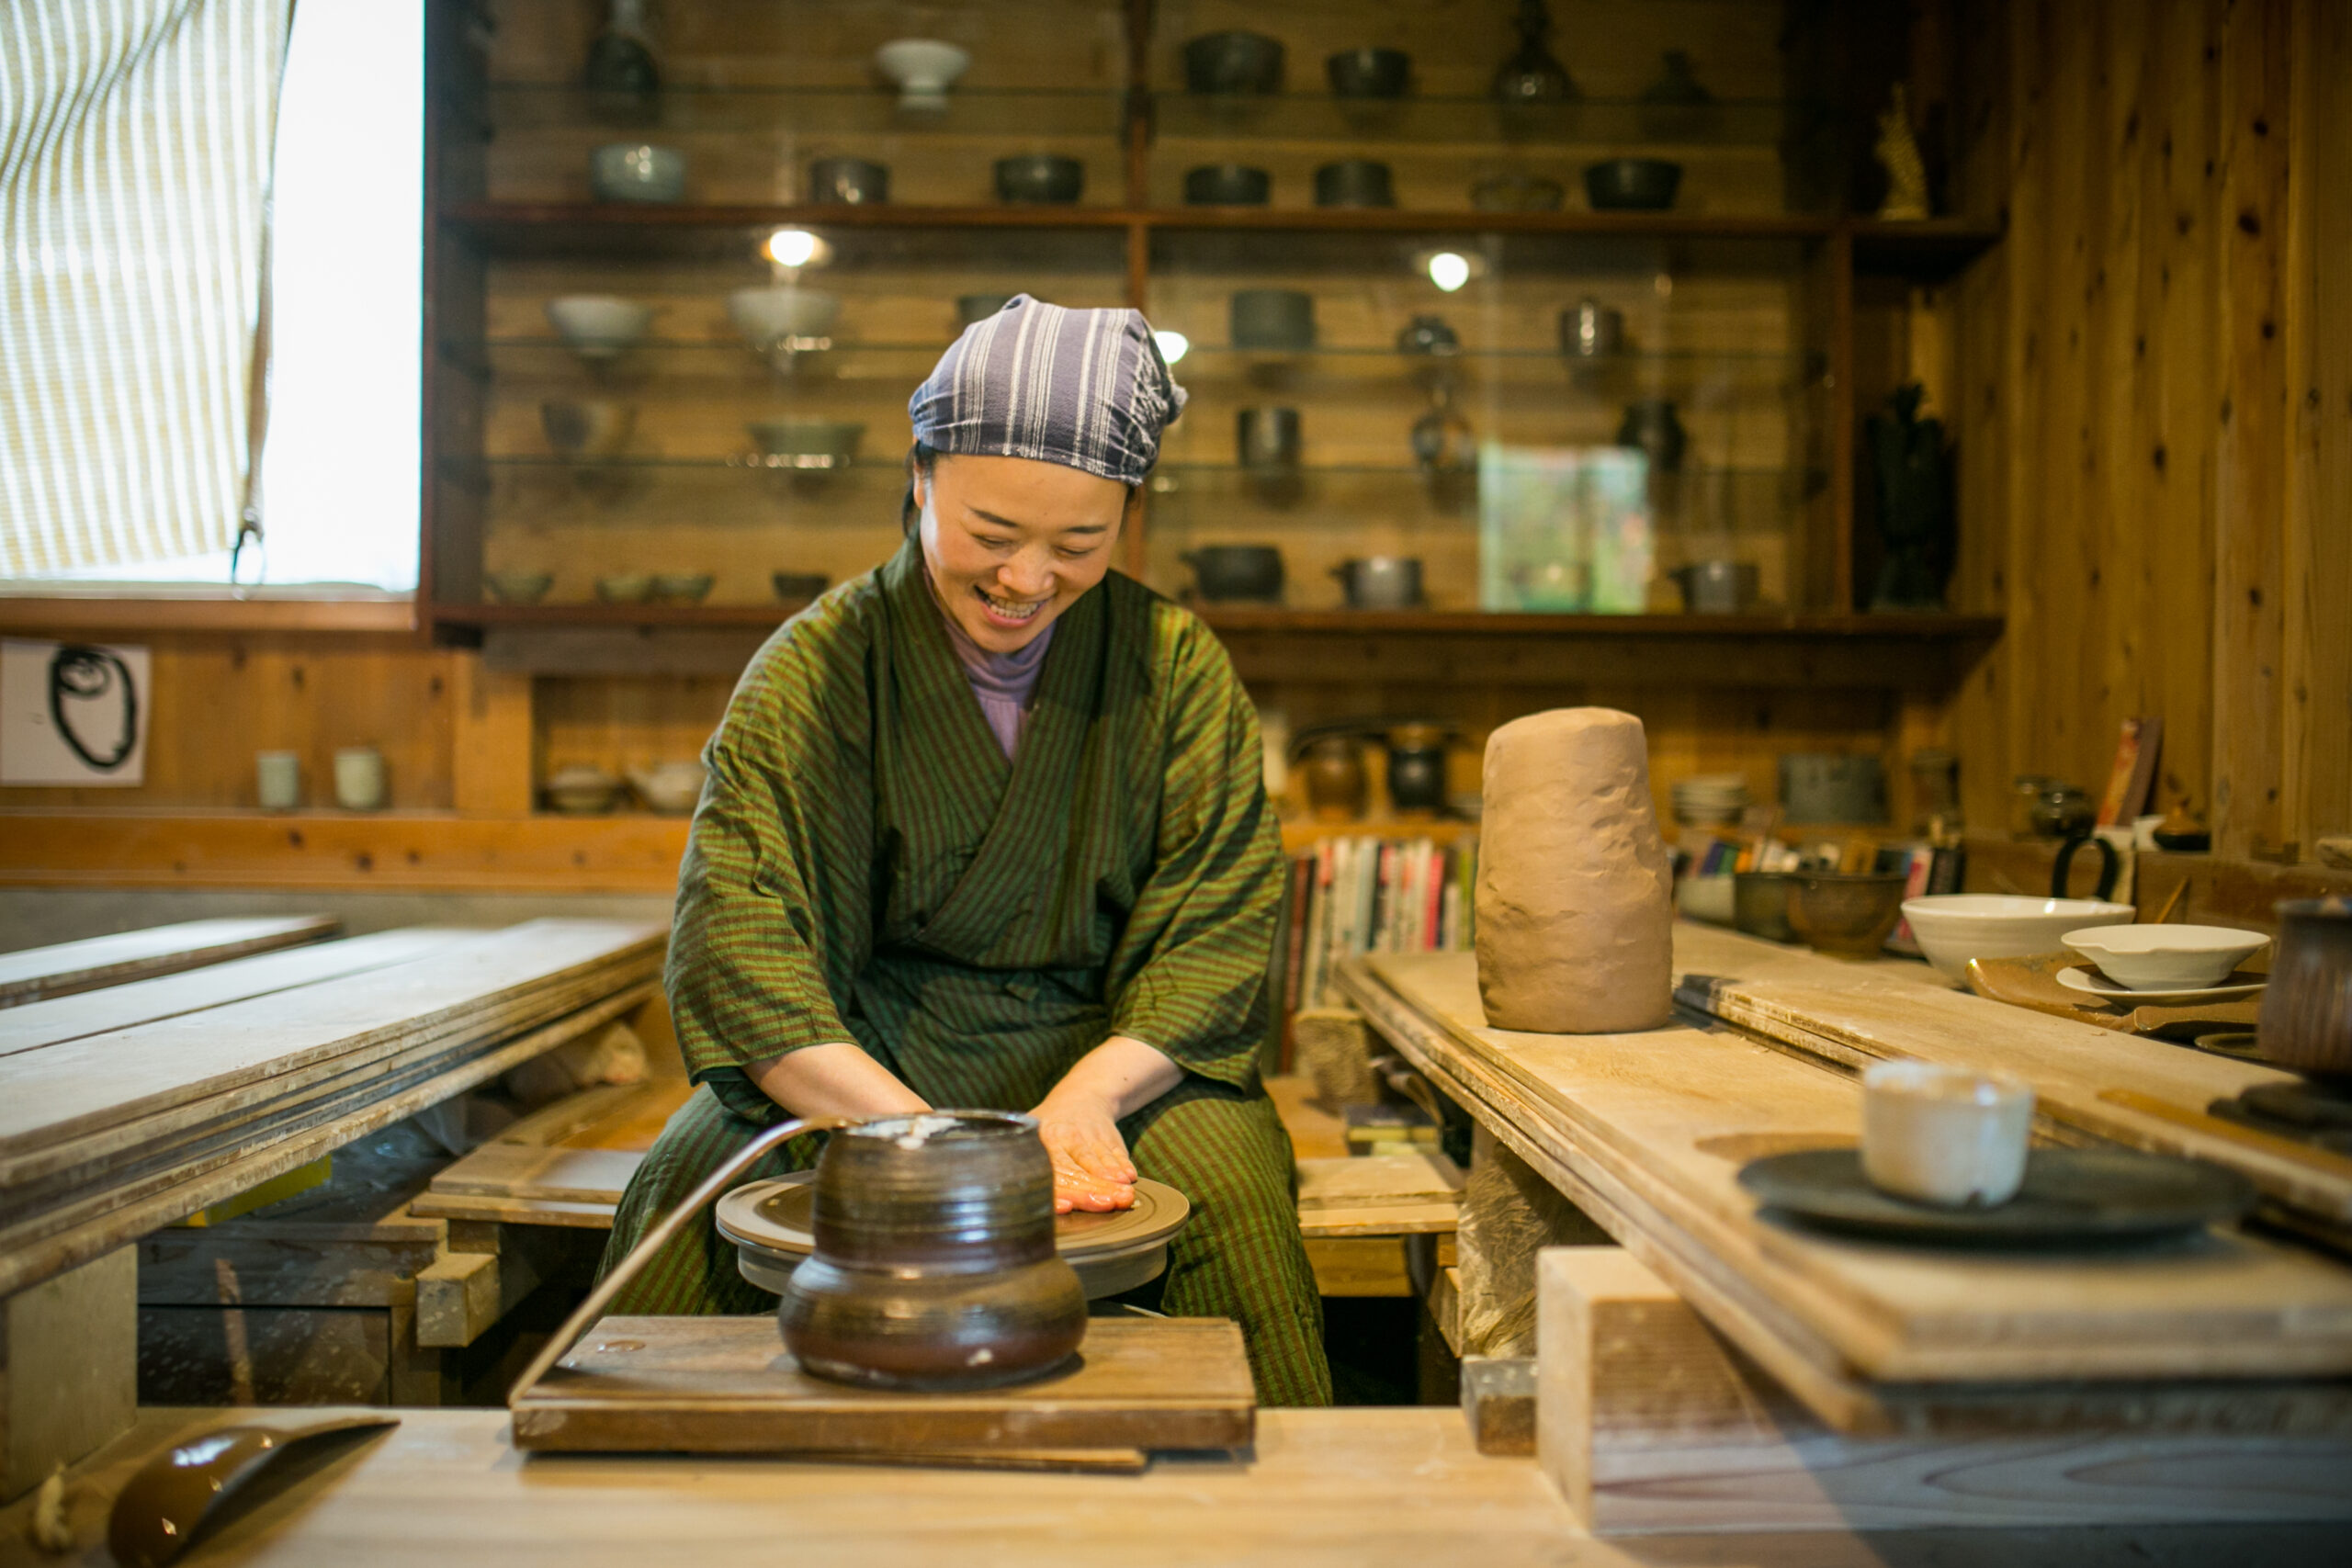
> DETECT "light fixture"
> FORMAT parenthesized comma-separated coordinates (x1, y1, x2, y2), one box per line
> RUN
(764, 226, 830, 269)
(1426, 251, 1473, 292)
(1153, 329, 1190, 366)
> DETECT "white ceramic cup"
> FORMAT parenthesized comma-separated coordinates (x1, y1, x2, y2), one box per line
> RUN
(1860, 1059, 2035, 1208)
(255, 751, 300, 811)
(334, 746, 387, 812)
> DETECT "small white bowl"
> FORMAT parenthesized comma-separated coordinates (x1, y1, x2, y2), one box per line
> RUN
(590, 142, 685, 203)
(628, 760, 707, 816)
(1861, 1059, 2035, 1208)
(1676, 874, 1736, 926)
(727, 287, 841, 348)
(874, 39, 971, 110)
(1901, 894, 2135, 982)
(2062, 924, 2270, 991)
(545, 295, 652, 359)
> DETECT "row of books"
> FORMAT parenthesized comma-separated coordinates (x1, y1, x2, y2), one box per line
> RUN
(1271, 835, 1478, 1068)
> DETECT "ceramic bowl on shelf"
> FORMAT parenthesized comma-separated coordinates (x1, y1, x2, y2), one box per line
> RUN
(594, 573, 653, 604)
(1183, 164, 1272, 205)
(1785, 872, 1908, 957)
(1180, 545, 1284, 604)
(1184, 30, 1283, 94)
(1332, 556, 1424, 610)
(647, 572, 714, 604)
(1313, 159, 1394, 209)
(1327, 47, 1409, 99)
(873, 39, 970, 111)
(749, 419, 865, 468)
(727, 287, 841, 349)
(483, 570, 554, 605)
(772, 571, 831, 603)
(1584, 157, 1682, 211)
(541, 400, 636, 460)
(994, 154, 1083, 204)
(544, 296, 652, 359)
(1229, 288, 1316, 352)
(1900, 895, 2135, 982)
(628, 760, 707, 816)
(544, 765, 623, 815)
(2064, 925, 2270, 991)
(1733, 871, 1797, 942)
(808, 155, 889, 204)
(590, 142, 685, 203)
(1672, 558, 1760, 614)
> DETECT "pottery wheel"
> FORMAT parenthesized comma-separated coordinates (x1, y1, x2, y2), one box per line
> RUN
(718, 1174, 1192, 1301)
(1736, 1146, 2256, 1247)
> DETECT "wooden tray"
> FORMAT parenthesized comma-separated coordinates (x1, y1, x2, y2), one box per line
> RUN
(510, 1314, 1255, 1457)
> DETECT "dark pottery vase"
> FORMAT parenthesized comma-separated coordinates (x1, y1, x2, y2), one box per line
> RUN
(1492, 0, 1577, 105)
(1560, 298, 1624, 359)
(1615, 398, 1687, 473)
(1314, 159, 1395, 208)
(1385, 724, 1450, 813)
(1237, 407, 1302, 470)
(1328, 47, 1410, 98)
(1636, 50, 1720, 140)
(1865, 383, 1957, 611)
(2257, 898, 2352, 1079)
(777, 1111, 1087, 1390)
(1584, 157, 1682, 210)
(584, 0, 661, 125)
(1184, 30, 1283, 94)
(1302, 736, 1369, 818)
(808, 156, 888, 204)
(1181, 545, 1284, 604)
(1410, 387, 1476, 474)
(1230, 288, 1316, 352)
(994, 154, 1083, 204)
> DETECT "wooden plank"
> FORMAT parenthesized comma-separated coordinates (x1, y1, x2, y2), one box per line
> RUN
(511, 1315, 1254, 1456)
(0, 929, 468, 1061)
(136, 1224, 444, 1310)
(1295, 1153, 1463, 1211)
(1344, 950, 2352, 1414)
(0, 917, 337, 1009)
(415, 1252, 499, 1349)
(0, 1247, 133, 1502)
(1538, 1246, 2352, 1535)
(1305, 1236, 1414, 1298)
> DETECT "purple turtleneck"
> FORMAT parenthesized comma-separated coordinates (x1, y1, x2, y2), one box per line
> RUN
(934, 585, 1055, 759)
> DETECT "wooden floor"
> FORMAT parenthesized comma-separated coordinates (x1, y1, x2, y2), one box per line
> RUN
(6, 1406, 2347, 1568)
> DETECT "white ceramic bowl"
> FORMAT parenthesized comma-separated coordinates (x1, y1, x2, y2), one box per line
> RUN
(2062, 924, 2269, 991)
(628, 761, 707, 816)
(874, 39, 971, 109)
(727, 287, 841, 347)
(1900, 894, 2135, 983)
(1862, 1059, 2035, 1208)
(1677, 874, 1736, 926)
(545, 295, 652, 359)
(589, 142, 686, 203)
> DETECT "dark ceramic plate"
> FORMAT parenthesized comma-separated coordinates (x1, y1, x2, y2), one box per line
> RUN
(1736, 1146, 2256, 1247)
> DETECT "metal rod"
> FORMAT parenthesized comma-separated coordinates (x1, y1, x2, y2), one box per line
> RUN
(506, 1112, 855, 1407)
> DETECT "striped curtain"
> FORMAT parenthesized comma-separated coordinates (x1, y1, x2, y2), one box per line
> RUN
(0, 0, 293, 576)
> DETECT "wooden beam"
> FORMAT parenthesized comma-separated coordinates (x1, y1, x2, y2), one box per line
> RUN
(0, 917, 338, 1008)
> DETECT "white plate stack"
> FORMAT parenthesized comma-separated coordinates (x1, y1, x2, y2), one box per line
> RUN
(1672, 773, 1751, 828)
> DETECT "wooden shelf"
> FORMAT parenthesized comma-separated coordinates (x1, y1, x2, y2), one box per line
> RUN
(1849, 216, 2006, 279)
(1193, 608, 2005, 638)
(434, 602, 805, 629)
(0, 596, 418, 636)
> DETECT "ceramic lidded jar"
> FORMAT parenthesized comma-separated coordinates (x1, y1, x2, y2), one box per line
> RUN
(777, 1111, 1086, 1389)
(2256, 897, 2352, 1078)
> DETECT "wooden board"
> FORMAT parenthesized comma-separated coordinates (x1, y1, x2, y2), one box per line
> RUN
(1345, 950, 2352, 1404)
(1668, 922, 2352, 1237)
(0, 929, 469, 1060)
(1538, 1247, 2352, 1535)
(511, 1314, 1254, 1456)
(413, 1079, 692, 1227)
(0, 916, 337, 1008)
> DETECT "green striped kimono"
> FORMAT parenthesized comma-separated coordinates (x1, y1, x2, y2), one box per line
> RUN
(602, 537, 1330, 1406)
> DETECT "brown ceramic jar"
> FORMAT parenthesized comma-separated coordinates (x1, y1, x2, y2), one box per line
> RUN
(2256, 897, 2352, 1078)
(777, 1110, 1087, 1389)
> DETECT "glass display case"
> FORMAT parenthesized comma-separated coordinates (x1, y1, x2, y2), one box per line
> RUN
(424, 0, 1998, 632)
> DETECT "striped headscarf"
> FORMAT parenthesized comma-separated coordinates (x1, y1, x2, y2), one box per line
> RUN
(907, 295, 1185, 486)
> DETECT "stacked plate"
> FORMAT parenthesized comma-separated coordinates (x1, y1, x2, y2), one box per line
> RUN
(1672, 773, 1751, 827)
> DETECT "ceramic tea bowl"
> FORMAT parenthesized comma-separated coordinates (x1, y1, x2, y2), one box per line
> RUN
(777, 1111, 1087, 1389)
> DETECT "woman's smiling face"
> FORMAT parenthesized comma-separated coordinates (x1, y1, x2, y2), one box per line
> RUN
(915, 453, 1133, 653)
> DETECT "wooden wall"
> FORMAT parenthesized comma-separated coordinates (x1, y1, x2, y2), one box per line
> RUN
(1942, 0, 2352, 857)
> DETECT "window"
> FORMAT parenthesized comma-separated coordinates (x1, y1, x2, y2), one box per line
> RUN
(1, 0, 423, 592)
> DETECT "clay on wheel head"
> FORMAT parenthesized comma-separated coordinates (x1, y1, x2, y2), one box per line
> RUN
(1475, 707, 1673, 1032)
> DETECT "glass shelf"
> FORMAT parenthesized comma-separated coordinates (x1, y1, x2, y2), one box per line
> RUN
(484, 83, 1126, 140)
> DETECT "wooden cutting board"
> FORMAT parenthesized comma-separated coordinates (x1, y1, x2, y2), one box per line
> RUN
(511, 1314, 1254, 1457)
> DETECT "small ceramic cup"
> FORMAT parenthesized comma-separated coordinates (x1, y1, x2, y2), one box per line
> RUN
(334, 747, 387, 812)
(1860, 1059, 2034, 1208)
(255, 751, 300, 811)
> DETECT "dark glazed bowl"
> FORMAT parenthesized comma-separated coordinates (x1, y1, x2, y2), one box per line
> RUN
(1184, 30, 1284, 94)
(1183, 163, 1272, 205)
(1584, 157, 1684, 210)
(1230, 288, 1317, 352)
(1785, 873, 1907, 958)
(777, 1111, 1087, 1389)
(994, 154, 1084, 204)
(1733, 871, 1797, 943)
(1327, 47, 1410, 98)
(1181, 544, 1285, 603)
(808, 155, 888, 204)
(1314, 159, 1395, 209)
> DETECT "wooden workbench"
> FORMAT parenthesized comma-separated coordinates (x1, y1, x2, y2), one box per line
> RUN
(5, 1405, 2346, 1568)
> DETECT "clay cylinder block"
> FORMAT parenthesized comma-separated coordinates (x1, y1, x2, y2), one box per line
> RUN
(1476, 708, 1673, 1032)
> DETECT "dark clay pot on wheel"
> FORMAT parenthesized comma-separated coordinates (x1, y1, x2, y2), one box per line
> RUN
(777, 1110, 1087, 1389)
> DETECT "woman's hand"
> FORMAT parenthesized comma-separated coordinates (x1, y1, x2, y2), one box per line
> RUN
(1030, 1082, 1138, 1213)
(1029, 1035, 1183, 1214)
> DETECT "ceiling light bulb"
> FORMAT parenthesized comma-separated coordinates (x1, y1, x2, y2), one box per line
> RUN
(765, 227, 823, 268)
(1427, 251, 1472, 293)
(1153, 330, 1189, 366)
